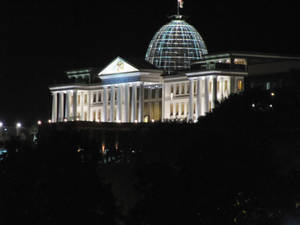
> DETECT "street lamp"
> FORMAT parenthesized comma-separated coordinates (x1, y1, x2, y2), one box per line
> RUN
(37, 120, 42, 125)
(16, 122, 21, 136)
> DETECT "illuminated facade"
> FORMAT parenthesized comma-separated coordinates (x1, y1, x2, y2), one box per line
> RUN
(49, 17, 248, 123)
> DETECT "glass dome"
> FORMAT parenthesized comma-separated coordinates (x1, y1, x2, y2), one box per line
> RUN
(145, 16, 208, 73)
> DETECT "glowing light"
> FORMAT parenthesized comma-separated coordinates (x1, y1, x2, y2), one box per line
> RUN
(271, 92, 275, 96)
(37, 120, 42, 125)
(0, 122, 3, 128)
(252, 103, 255, 108)
(151, 119, 155, 123)
(134, 120, 138, 123)
(64, 118, 68, 122)
(16, 122, 21, 128)
(269, 104, 273, 108)
(48, 119, 52, 123)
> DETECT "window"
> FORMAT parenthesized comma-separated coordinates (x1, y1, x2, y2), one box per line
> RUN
(194, 81, 197, 94)
(176, 84, 179, 95)
(170, 85, 174, 94)
(159, 89, 162, 98)
(266, 82, 271, 90)
(84, 94, 88, 104)
(224, 80, 228, 91)
(209, 101, 212, 112)
(93, 111, 96, 121)
(217, 81, 220, 92)
(181, 83, 185, 94)
(84, 112, 87, 121)
(176, 103, 179, 116)
(77, 95, 81, 105)
(238, 80, 243, 91)
(108, 92, 111, 101)
(98, 92, 102, 102)
(93, 93, 97, 103)
(193, 103, 196, 114)
(115, 90, 117, 101)
(209, 82, 212, 94)
(98, 109, 101, 121)
(152, 89, 156, 99)
(170, 103, 174, 116)
(144, 89, 148, 99)
(187, 83, 190, 94)
(181, 103, 185, 115)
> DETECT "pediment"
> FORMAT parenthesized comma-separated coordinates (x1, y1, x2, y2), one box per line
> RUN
(98, 57, 139, 76)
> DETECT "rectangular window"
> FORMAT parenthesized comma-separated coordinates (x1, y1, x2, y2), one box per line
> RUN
(193, 103, 196, 114)
(187, 83, 190, 94)
(217, 81, 220, 92)
(144, 89, 148, 99)
(181, 83, 185, 94)
(209, 82, 212, 94)
(77, 95, 81, 105)
(238, 80, 243, 91)
(176, 103, 179, 116)
(181, 103, 185, 115)
(194, 81, 197, 94)
(93, 111, 96, 121)
(170, 103, 174, 116)
(209, 101, 212, 112)
(171, 85, 174, 94)
(93, 93, 97, 103)
(176, 84, 179, 95)
(108, 92, 111, 101)
(98, 92, 102, 102)
(84, 94, 88, 104)
(98, 109, 101, 121)
(84, 112, 87, 121)
(152, 89, 156, 99)
(115, 90, 117, 101)
(224, 80, 228, 91)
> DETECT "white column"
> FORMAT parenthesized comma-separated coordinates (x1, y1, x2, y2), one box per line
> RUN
(125, 85, 129, 122)
(110, 86, 115, 122)
(51, 92, 58, 122)
(117, 86, 122, 122)
(188, 79, 193, 121)
(196, 79, 201, 120)
(58, 92, 64, 122)
(65, 91, 70, 120)
(138, 83, 144, 122)
(131, 85, 137, 122)
(204, 77, 209, 114)
(103, 87, 107, 122)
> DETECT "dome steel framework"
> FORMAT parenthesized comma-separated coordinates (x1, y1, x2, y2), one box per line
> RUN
(145, 17, 208, 73)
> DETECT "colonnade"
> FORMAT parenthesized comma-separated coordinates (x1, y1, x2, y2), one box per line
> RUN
(51, 82, 145, 123)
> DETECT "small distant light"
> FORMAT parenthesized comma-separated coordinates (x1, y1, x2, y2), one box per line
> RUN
(37, 120, 42, 125)
(134, 120, 138, 123)
(194, 120, 197, 123)
(64, 118, 67, 122)
(252, 103, 255, 108)
(151, 119, 155, 123)
(77, 149, 81, 153)
(16, 122, 21, 128)
(269, 104, 273, 108)
(271, 92, 275, 96)
(48, 119, 52, 123)
(116, 120, 121, 123)
(0, 122, 3, 127)
(4, 128, 7, 131)
(170, 93, 174, 100)
(76, 118, 80, 121)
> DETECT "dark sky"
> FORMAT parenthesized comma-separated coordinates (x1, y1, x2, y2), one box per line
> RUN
(0, 0, 299, 126)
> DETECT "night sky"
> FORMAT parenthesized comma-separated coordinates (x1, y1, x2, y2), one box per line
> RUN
(1, 0, 299, 126)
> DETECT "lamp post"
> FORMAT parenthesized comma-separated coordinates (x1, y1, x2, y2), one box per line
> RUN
(16, 122, 22, 136)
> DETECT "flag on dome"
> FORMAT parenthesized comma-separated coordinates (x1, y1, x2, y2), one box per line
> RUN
(178, 0, 184, 8)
